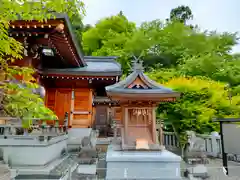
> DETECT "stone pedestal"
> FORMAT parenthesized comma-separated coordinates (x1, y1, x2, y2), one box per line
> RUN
(0, 135, 68, 166)
(67, 128, 96, 151)
(106, 144, 182, 180)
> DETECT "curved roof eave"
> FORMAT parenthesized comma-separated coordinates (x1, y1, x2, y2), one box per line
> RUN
(105, 70, 174, 93)
(44, 13, 86, 67)
(106, 88, 180, 95)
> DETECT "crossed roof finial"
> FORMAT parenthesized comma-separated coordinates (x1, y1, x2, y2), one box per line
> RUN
(131, 55, 144, 72)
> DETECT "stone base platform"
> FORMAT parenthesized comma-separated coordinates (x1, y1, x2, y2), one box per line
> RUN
(106, 144, 182, 180)
(11, 155, 78, 180)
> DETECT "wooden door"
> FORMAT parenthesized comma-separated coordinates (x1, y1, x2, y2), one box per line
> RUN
(55, 89, 71, 125)
(72, 88, 92, 128)
(95, 106, 108, 136)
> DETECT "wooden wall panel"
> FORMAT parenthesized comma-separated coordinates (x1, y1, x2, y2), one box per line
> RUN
(45, 88, 56, 124)
(45, 88, 56, 111)
(72, 114, 89, 127)
(73, 114, 88, 119)
(45, 87, 94, 127)
(113, 107, 122, 121)
(74, 89, 89, 111)
(45, 88, 71, 125)
(55, 89, 71, 125)
(72, 88, 93, 128)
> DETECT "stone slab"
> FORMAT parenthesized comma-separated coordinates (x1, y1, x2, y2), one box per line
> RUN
(77, 164, 97, 174)
(67, 128, 97, 151)
(106, 144, 182, 180)
(68, 128, 92, 143)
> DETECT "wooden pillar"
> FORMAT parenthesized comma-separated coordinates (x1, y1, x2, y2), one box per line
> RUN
(152, 107, 157, 144)
(92, 106, 96, 128)
(69, 89, 75, 127)
(88, 89, 93, 127)
(124, 107, 128, 144)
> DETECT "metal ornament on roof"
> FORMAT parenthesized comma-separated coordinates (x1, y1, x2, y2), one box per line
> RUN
(131, 55, 144, 72)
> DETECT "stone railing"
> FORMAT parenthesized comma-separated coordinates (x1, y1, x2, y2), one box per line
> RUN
(0, 123, 69, 143)
(0, 112, 69, 139)
(0, 123, 69, 167)
(161, 131, 222, 158)
(0, 123, 68, 135)
(96, 130, 222, 158)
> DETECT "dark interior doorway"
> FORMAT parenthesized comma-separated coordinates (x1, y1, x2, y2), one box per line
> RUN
(95, 106, 108, 137)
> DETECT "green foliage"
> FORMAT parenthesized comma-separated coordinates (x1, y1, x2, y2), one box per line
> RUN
(150, 75, 240, 134)
(0, 0, 84, 127)
(82, 12, 137, 73)
(170, 5, 193, 23)
(82, 6, 240, 138)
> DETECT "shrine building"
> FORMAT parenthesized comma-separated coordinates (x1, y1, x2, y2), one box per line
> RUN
(9, 14, 121, 133)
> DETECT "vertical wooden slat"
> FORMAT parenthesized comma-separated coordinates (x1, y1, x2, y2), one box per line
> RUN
(92, 106, 96, 128)
(152, 107, 156, 144)
(69, 89, 75, 127)
(124, 107, 128, 143)
(88, 89, 93, 127)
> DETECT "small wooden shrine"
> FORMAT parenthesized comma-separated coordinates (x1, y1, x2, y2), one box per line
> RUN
(105, 58, 180, 150)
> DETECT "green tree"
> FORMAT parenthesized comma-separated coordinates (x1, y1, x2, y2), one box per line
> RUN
(148, 71, 240, 155)
(82, 12, 136, 73)
(82, 9, 240, 142)
(0, 0, 84, 125)
(170, 5, 193, 24)
(68, 0, 85, 46)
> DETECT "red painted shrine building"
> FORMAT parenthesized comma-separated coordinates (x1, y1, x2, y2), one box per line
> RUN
(9, 14, 122, 131)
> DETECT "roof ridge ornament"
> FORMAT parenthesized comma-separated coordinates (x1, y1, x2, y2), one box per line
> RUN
(131, 55, 144, 72)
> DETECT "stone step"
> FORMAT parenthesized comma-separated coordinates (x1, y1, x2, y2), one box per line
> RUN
(49, 155, 77, 176)
(0, 160, 3, 164)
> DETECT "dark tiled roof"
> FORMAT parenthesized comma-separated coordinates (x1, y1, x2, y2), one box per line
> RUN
(41, 56, 122, 76)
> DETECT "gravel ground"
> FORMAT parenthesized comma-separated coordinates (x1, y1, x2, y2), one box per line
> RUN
(205, 159, 240, 180)
(181, 159, 240, 179)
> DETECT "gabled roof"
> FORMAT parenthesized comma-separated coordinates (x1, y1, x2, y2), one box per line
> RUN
(105, 59, 180, 98)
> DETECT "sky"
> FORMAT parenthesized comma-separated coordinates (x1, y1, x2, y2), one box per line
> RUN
(82, 0, 240, 52)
